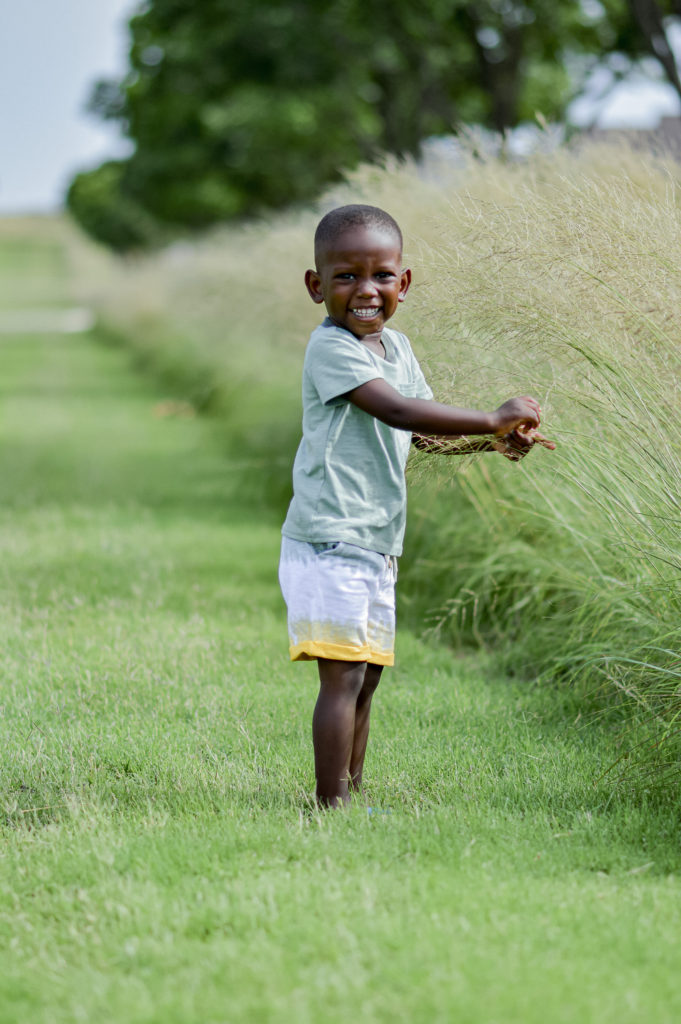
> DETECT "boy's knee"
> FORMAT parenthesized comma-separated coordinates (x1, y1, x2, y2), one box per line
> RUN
(361, 663, 383, 696)
(318, 658, 367, 697)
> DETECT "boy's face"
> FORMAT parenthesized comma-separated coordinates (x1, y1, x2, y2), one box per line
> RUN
(304, 225, 411, 339)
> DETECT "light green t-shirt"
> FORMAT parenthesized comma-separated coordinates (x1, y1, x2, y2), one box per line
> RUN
(281, 319, 433, 556)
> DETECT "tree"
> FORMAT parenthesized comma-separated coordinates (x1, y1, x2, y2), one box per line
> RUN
(68, 0, 662, 249)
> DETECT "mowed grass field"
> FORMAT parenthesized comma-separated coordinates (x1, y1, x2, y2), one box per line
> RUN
(1, 222, 681, 1023)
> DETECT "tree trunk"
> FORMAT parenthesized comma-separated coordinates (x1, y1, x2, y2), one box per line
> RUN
(628, 0, 681, 99)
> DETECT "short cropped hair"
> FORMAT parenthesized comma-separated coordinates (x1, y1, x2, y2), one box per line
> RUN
(314, 204, 403, 265)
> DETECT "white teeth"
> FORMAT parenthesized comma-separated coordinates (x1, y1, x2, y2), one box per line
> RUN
(352, 308, 380, 318)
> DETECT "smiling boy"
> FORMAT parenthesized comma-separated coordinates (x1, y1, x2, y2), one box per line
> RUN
(279, 204, 550, 808)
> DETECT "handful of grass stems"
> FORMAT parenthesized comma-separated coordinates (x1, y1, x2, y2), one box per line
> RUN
(75, 138, 681, 775)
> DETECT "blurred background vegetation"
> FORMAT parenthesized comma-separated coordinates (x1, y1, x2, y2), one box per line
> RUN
(67, 0, 681, 250)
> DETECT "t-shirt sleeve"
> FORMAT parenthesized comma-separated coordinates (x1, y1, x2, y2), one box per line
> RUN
(305, 328, 383, 405)
(410, 357, 433, 401)
(403, 336, 433, 401)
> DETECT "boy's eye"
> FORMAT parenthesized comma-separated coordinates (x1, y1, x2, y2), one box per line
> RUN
(336, 273, 355, 280)
(375, 272, 395, 279)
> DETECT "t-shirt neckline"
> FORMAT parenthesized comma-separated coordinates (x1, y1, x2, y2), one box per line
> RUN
(323, 317, 395, 363)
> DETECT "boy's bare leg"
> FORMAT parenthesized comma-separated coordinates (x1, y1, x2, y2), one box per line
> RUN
(313, 658, 367, 807)
(349, 663, 383, 792)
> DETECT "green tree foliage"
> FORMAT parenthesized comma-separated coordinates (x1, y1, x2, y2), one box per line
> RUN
(67, 0, 667, 249)
(66, 161, 163, 252)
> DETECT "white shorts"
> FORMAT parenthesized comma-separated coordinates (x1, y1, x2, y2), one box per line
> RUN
(279, 536, 397, 666)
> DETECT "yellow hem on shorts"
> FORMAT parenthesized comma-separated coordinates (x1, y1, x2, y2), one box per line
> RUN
(289, 641, 394, 667)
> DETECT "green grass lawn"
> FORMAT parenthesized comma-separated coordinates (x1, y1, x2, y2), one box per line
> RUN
(1, 227, 681, 1024)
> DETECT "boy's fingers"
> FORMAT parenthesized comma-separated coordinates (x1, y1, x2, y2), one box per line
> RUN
(493, 435, 529, 460)
(532, 432, 557, 448)
(519, 396, 541, 421)
(510, 427, 536, 447)
(531, 431, 556, 450)
(508, 428, 557, 451)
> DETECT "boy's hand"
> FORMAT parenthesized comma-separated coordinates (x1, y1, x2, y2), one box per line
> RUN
(493, 426, 556, 461)
(491, 396, 540, 437)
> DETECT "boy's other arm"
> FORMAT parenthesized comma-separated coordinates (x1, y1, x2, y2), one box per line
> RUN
(411, 433, 495, 454)
(412, 429, 556, 459)
(346, 377, 540, 437)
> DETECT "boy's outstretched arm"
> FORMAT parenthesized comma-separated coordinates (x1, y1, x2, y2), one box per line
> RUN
(346, 377, 541, 438)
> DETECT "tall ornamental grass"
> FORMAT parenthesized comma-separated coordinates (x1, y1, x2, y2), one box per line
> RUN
(73, 140, 681, 752)
(404, 144, 681, 756)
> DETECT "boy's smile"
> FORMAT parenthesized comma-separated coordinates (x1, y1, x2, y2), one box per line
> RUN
(305, 225, 411, 339)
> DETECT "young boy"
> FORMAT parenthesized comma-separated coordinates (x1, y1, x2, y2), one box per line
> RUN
(279, 204, 552, 808)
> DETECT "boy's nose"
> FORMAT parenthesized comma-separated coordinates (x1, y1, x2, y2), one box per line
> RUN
(356, 277, 379, 296)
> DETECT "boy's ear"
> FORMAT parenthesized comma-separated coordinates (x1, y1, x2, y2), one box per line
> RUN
(305, 269, 325, 304)
(398, 268, 412, 302)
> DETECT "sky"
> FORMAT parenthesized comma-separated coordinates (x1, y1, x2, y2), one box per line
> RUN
(0, 0, 137, 214)
(2, 3, 681, 215)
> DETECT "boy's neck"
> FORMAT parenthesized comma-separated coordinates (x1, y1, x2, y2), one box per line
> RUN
(359, 330, 386, 358)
